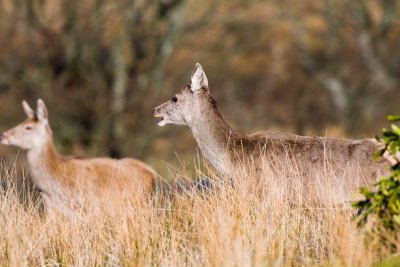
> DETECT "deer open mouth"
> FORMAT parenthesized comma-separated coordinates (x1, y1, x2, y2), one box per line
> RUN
(0, 134, 10, 145)
(153, 114, 166, 127)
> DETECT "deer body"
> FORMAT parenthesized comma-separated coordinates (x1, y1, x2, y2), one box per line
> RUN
(0, 100, 155, 211)
(153, 63, 389, 195)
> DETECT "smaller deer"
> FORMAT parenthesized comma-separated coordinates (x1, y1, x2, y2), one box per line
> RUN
(0, 99, 155, 212)
(153, 63, 389, 202)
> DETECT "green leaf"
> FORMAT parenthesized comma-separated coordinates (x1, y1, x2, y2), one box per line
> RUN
(391, 124, 400, 136)
(388, 115, 400, 122)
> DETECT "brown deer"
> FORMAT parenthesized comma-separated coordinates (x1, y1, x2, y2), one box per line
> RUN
(0, 99, 155, 212)
(153, 63, 389, 202)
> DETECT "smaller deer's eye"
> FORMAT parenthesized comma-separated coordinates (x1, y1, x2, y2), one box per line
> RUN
(171, 96, 178, 103)
(25, 126, 32, 130)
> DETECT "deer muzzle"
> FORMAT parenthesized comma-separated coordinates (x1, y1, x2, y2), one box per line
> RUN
(0, 133, 7, 144)
(152, 106, 167, 126)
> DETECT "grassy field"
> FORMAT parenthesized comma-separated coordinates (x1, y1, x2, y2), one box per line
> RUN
(0, 158, 398, 266)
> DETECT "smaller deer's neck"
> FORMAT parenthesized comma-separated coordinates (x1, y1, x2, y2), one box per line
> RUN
(26, 136, 66, 195)
(188, 105, 243, 174)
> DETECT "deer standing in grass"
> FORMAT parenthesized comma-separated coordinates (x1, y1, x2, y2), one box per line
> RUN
(0, 99, 155, 212)
(153, 63, 389, 201)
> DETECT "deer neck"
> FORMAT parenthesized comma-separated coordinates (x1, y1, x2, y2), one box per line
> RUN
(187, 104, 241, 175)
(26, 136, 66, 197)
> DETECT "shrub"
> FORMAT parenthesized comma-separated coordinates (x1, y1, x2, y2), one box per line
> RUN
(353, 115, 400, 241)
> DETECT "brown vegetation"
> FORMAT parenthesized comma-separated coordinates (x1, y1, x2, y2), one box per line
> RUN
(1, 159, 399, 265)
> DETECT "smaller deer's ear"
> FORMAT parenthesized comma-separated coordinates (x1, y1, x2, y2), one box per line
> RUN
(36, 99, 48, 121)
(22, 101, 34, 119)
(190, 63, 208, 92)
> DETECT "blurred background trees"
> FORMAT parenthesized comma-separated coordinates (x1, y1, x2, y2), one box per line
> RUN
(0, 0, 399, 173)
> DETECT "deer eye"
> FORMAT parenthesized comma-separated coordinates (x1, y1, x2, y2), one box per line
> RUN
(25, 126, 32, 130)
(171, 96, 178, 103)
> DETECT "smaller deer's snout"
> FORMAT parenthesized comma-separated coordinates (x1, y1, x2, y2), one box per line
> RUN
(151, 109, 155, 116)
(0, 133, 5, 142)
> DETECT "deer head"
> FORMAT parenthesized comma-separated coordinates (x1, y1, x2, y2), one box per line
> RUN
(0, 99, 51, 150)
(152, 63, 214, 127)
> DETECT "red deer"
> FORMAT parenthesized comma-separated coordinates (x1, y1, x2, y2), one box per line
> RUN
(0, 99, 155, 212)
(152, 63, 389, 203)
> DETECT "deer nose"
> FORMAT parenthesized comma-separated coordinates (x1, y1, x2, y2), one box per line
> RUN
(152, 109, 155, 116)
(0, 134, 4, 141)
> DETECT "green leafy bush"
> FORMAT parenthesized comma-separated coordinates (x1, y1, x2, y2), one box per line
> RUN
(353, 115, 400, 237)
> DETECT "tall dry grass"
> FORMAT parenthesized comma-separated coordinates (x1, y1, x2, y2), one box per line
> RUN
(0, 156, 397, 266)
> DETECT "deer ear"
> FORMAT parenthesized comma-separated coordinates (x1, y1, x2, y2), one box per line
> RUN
(190, 63, 208, 92)
(36, 99, 48, 121)
(22, 101, 34, 119)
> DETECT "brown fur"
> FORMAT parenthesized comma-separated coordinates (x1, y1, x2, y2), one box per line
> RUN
(43, 139, 155, 197)
(198, 90, 387, 178)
